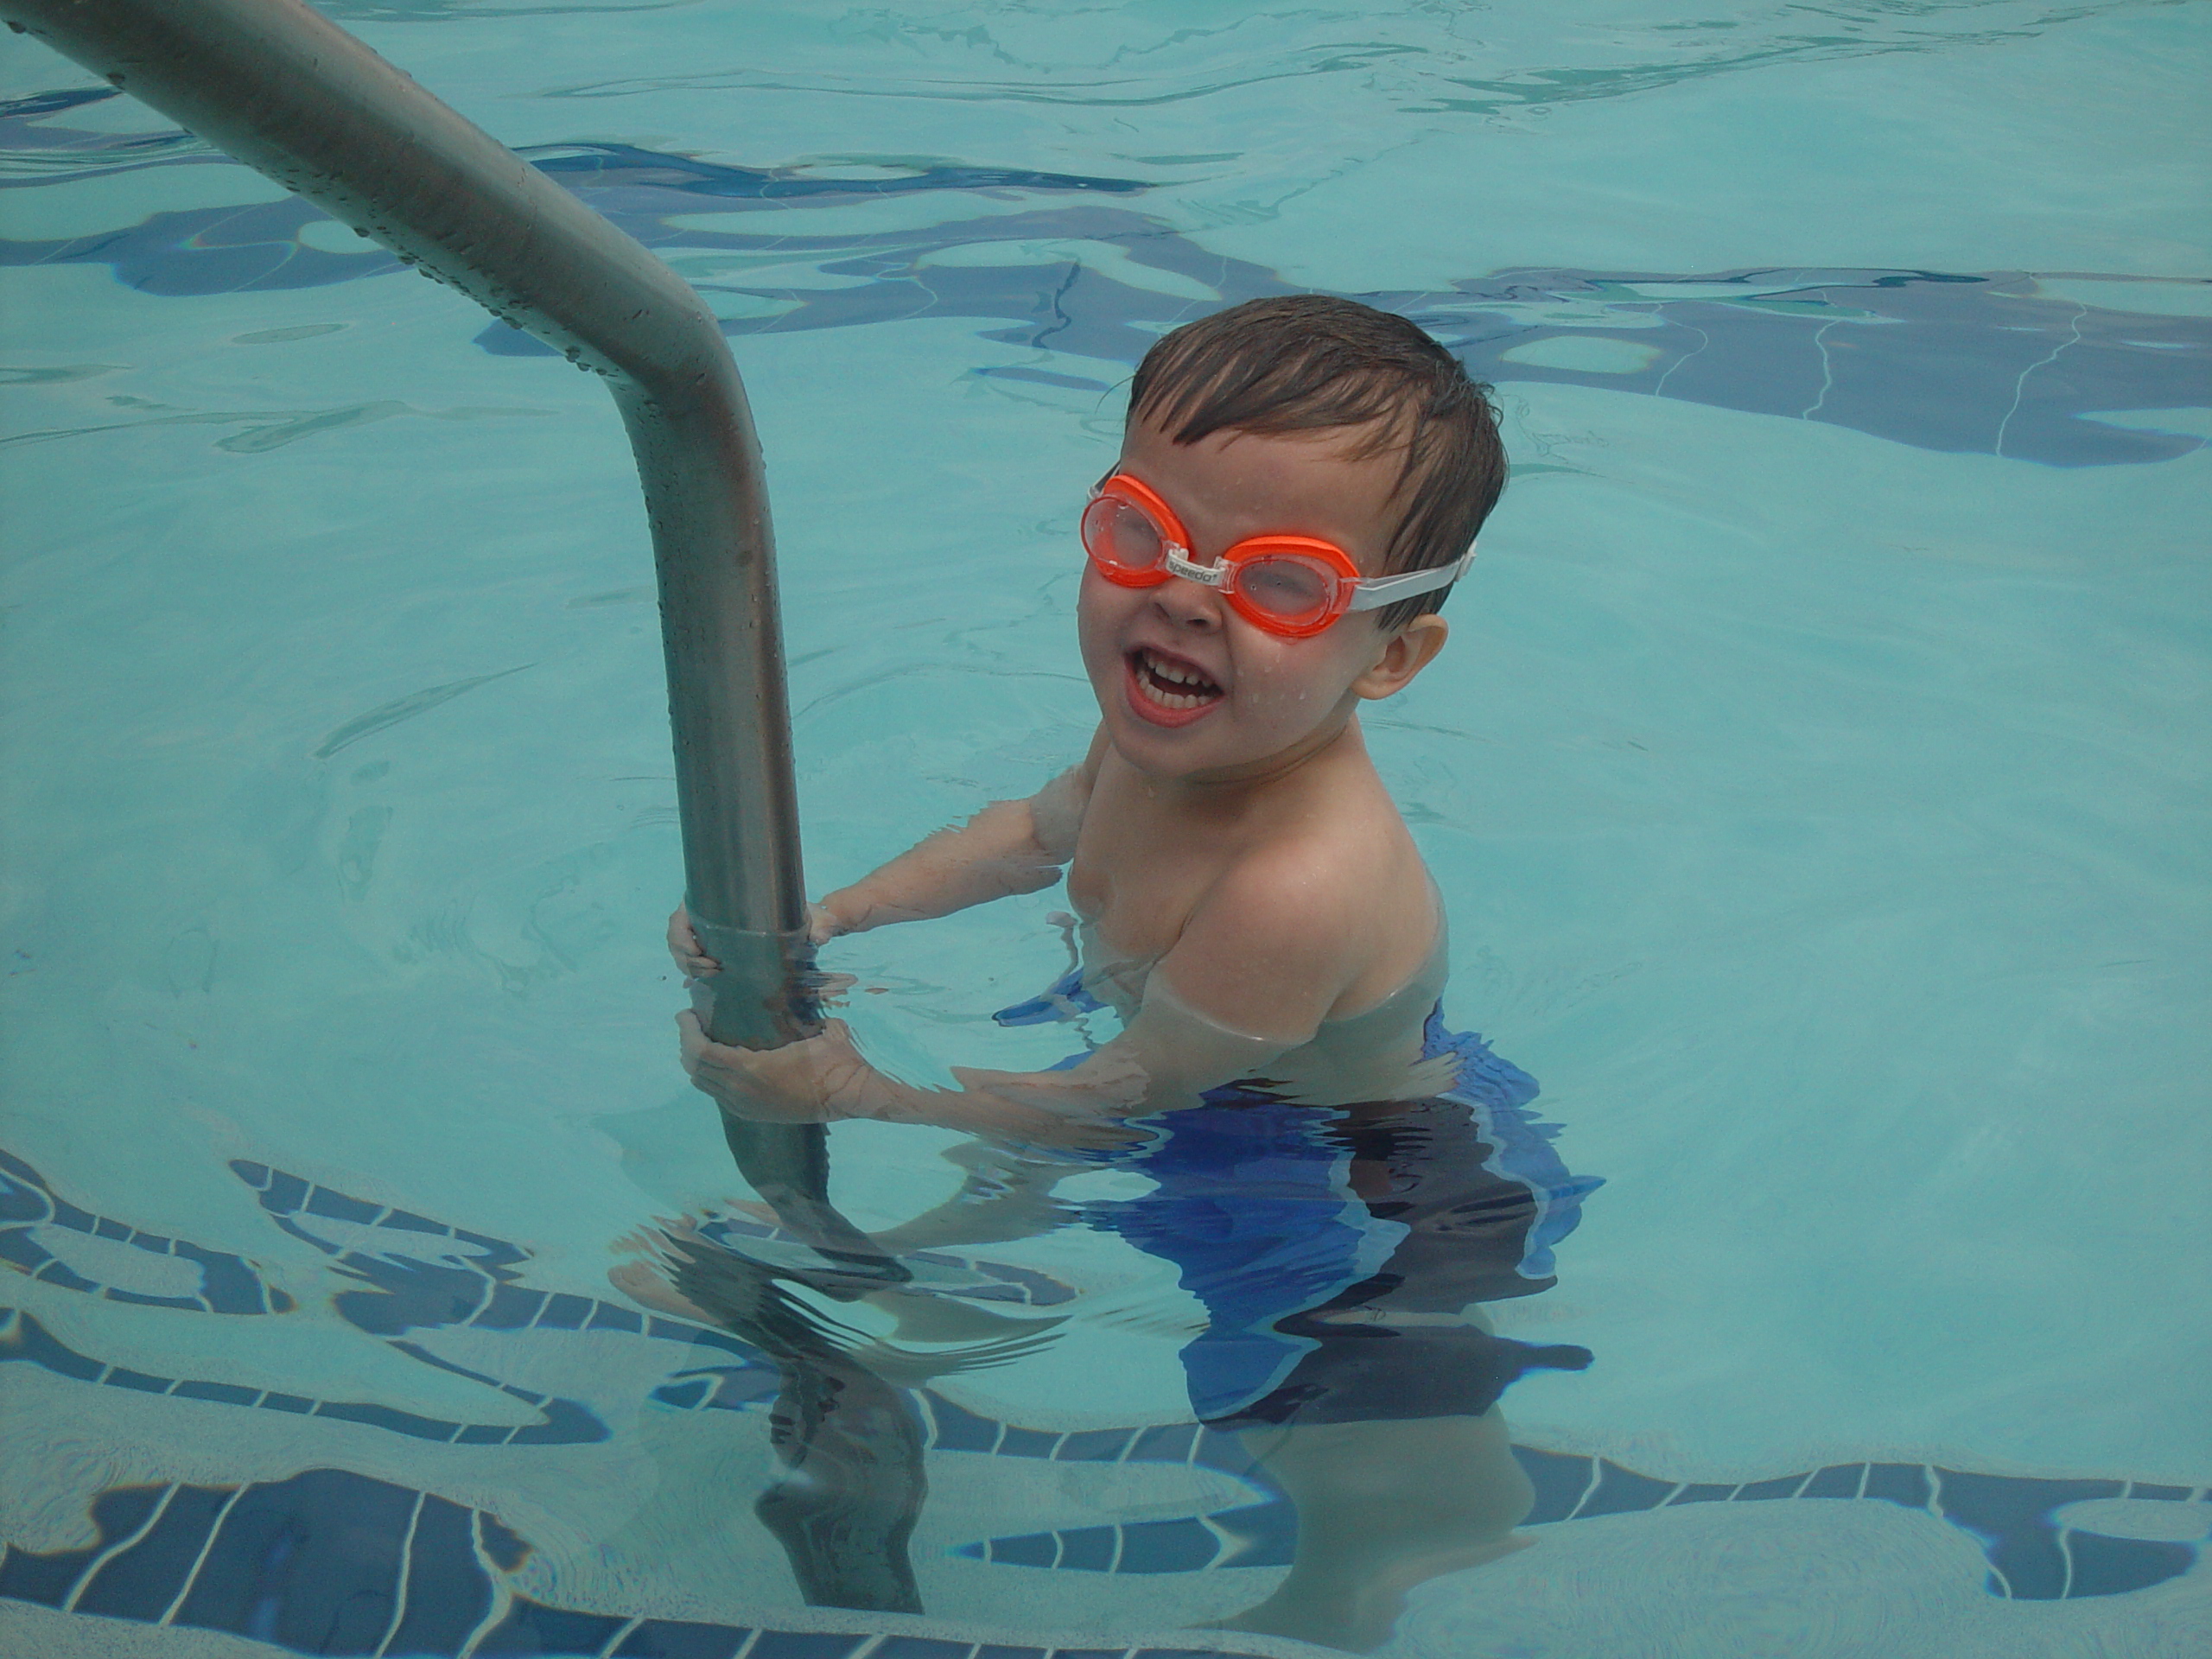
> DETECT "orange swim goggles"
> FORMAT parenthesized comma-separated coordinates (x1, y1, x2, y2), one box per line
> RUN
(1080, 473, 1475, 639)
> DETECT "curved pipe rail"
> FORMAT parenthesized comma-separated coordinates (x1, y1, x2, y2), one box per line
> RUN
(3, 3, 908, 1268)
(7, 0, 925, 1611)
(3, 0, 814, 1046)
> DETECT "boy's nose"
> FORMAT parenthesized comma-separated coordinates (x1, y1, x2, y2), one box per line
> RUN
(1153, 573, 1224, 630)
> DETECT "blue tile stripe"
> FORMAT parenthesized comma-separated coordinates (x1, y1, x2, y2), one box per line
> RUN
(5, 1141, 2203, 1622)
(954, 1446, 2210, 1601)
(0, 1306, 609, 1446)
(0, 1149, 292, 1315)
(2, 95, 2202, 469)
(0, 1465, 1281, 1659)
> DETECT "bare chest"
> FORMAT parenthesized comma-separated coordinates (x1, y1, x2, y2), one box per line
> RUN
(1065, 777, 1238, 962)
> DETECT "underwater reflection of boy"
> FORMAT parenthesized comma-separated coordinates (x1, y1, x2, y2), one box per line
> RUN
(660, 296, 1594, 1652)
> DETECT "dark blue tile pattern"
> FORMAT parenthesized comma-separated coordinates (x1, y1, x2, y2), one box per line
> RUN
(1514, 1443, 1600, 1523)
(1734, 1473, 1810, 1501)
(54, 1484, 245, 1623)
(1663, 1483, 1738, 1507)
(7, 1139, 2206, 1659)
(1862, 1463, 1936, 1510)
(177, 1470, 413, 1651)
(0, 1306, 607, 1447)
(2063, 1529, 2199, 1600)
(2129, 1482, 2191, 1502)
(386, 1497, 497, 1656)
(0, 1466, 1142, 1659)
(1, 1149, 293, 1315)
(1, 95, 2202, 470)
(1799, 1463, 1867, 1500)
(472, 1599, 632, 1654)
(611, 1622, 753, 1658)
(745, 1636, 869, 1658)
(957, 1445, 2211, 1603)
(1576, 1461, 1682, 1519)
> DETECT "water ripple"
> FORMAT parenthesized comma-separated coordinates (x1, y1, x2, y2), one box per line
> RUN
(531, 0, 2153, 119)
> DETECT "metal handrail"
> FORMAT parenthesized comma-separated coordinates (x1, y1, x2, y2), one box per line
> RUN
(6, 0, 909, 1285)
(8, 0, 925, 1611)
(3, 0, 815, 1049)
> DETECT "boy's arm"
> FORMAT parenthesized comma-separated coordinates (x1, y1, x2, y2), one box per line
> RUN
(669, 728, 1105, 972)
(679, 842, 1373, 1142)
(814, 727, 1104, 937)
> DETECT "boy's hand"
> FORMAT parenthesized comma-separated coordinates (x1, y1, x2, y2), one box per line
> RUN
(667, 907, 719, 977)
(677, 1009, 870, 1122)
(676, 1012, 1135, 1152)
(669, 901, 850, 976)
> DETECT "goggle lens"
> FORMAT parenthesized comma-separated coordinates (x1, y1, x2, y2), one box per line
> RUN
(1081, 493, 1171, 579)
(1230, 554, 1338, 626)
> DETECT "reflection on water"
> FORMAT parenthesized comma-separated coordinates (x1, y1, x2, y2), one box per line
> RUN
(632, 938, 1601, 1654)
(624, 942, 1601, 1646)
(4, 94, 2205, 469)
(4, 1137, 2203, 1649)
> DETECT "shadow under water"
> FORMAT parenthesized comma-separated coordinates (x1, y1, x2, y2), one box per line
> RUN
(3, 91, 2206, 471)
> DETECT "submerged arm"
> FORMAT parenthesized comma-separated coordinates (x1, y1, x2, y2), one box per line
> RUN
(678, 850, 1366, 1144)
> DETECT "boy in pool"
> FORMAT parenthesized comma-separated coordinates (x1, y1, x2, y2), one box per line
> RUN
(669, 296, 1592, 1650)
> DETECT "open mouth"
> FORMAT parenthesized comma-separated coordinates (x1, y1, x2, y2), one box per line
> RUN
(1128, 645, 1224, 715)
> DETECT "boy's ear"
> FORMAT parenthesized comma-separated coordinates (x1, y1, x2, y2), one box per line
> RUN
(1352, 613, 1449, 702)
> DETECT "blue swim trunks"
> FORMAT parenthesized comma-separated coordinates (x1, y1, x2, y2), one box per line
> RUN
(998, 981, 1602, 1427)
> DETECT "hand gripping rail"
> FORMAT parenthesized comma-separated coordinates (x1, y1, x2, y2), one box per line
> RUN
(0, 3, 906, 1263)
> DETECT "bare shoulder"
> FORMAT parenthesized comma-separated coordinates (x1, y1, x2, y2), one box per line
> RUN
(1185, 787, 1424, 1021)
(1029, 725, 1109, 861)
(1164, 816, 1424, 1039)
(1249, 803, 1426, 926)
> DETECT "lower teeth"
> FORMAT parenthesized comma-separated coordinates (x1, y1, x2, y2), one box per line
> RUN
(1141, 658, 1216, 708)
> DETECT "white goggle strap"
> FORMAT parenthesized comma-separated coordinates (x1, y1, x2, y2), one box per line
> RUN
(1344, 543, 1478, 612)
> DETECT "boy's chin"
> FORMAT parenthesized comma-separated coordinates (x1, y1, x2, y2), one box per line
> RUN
(1096, 693, 1213, 764)
(1101, 700, 1351, 785)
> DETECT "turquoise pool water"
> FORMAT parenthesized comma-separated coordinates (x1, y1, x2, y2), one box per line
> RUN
(3, 3, 2208, 1656)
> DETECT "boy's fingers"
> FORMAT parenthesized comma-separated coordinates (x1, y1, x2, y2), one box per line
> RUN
(677, 1010, 733, 1075)
(667, 907, 721, 975)
(676, 1010, 760, 1085)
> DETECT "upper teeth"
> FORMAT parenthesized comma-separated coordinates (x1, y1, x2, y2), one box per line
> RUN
(1147, 652, 1208, 687)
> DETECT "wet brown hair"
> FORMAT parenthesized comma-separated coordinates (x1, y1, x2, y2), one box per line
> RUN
(1128, 294, 1505, 629)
